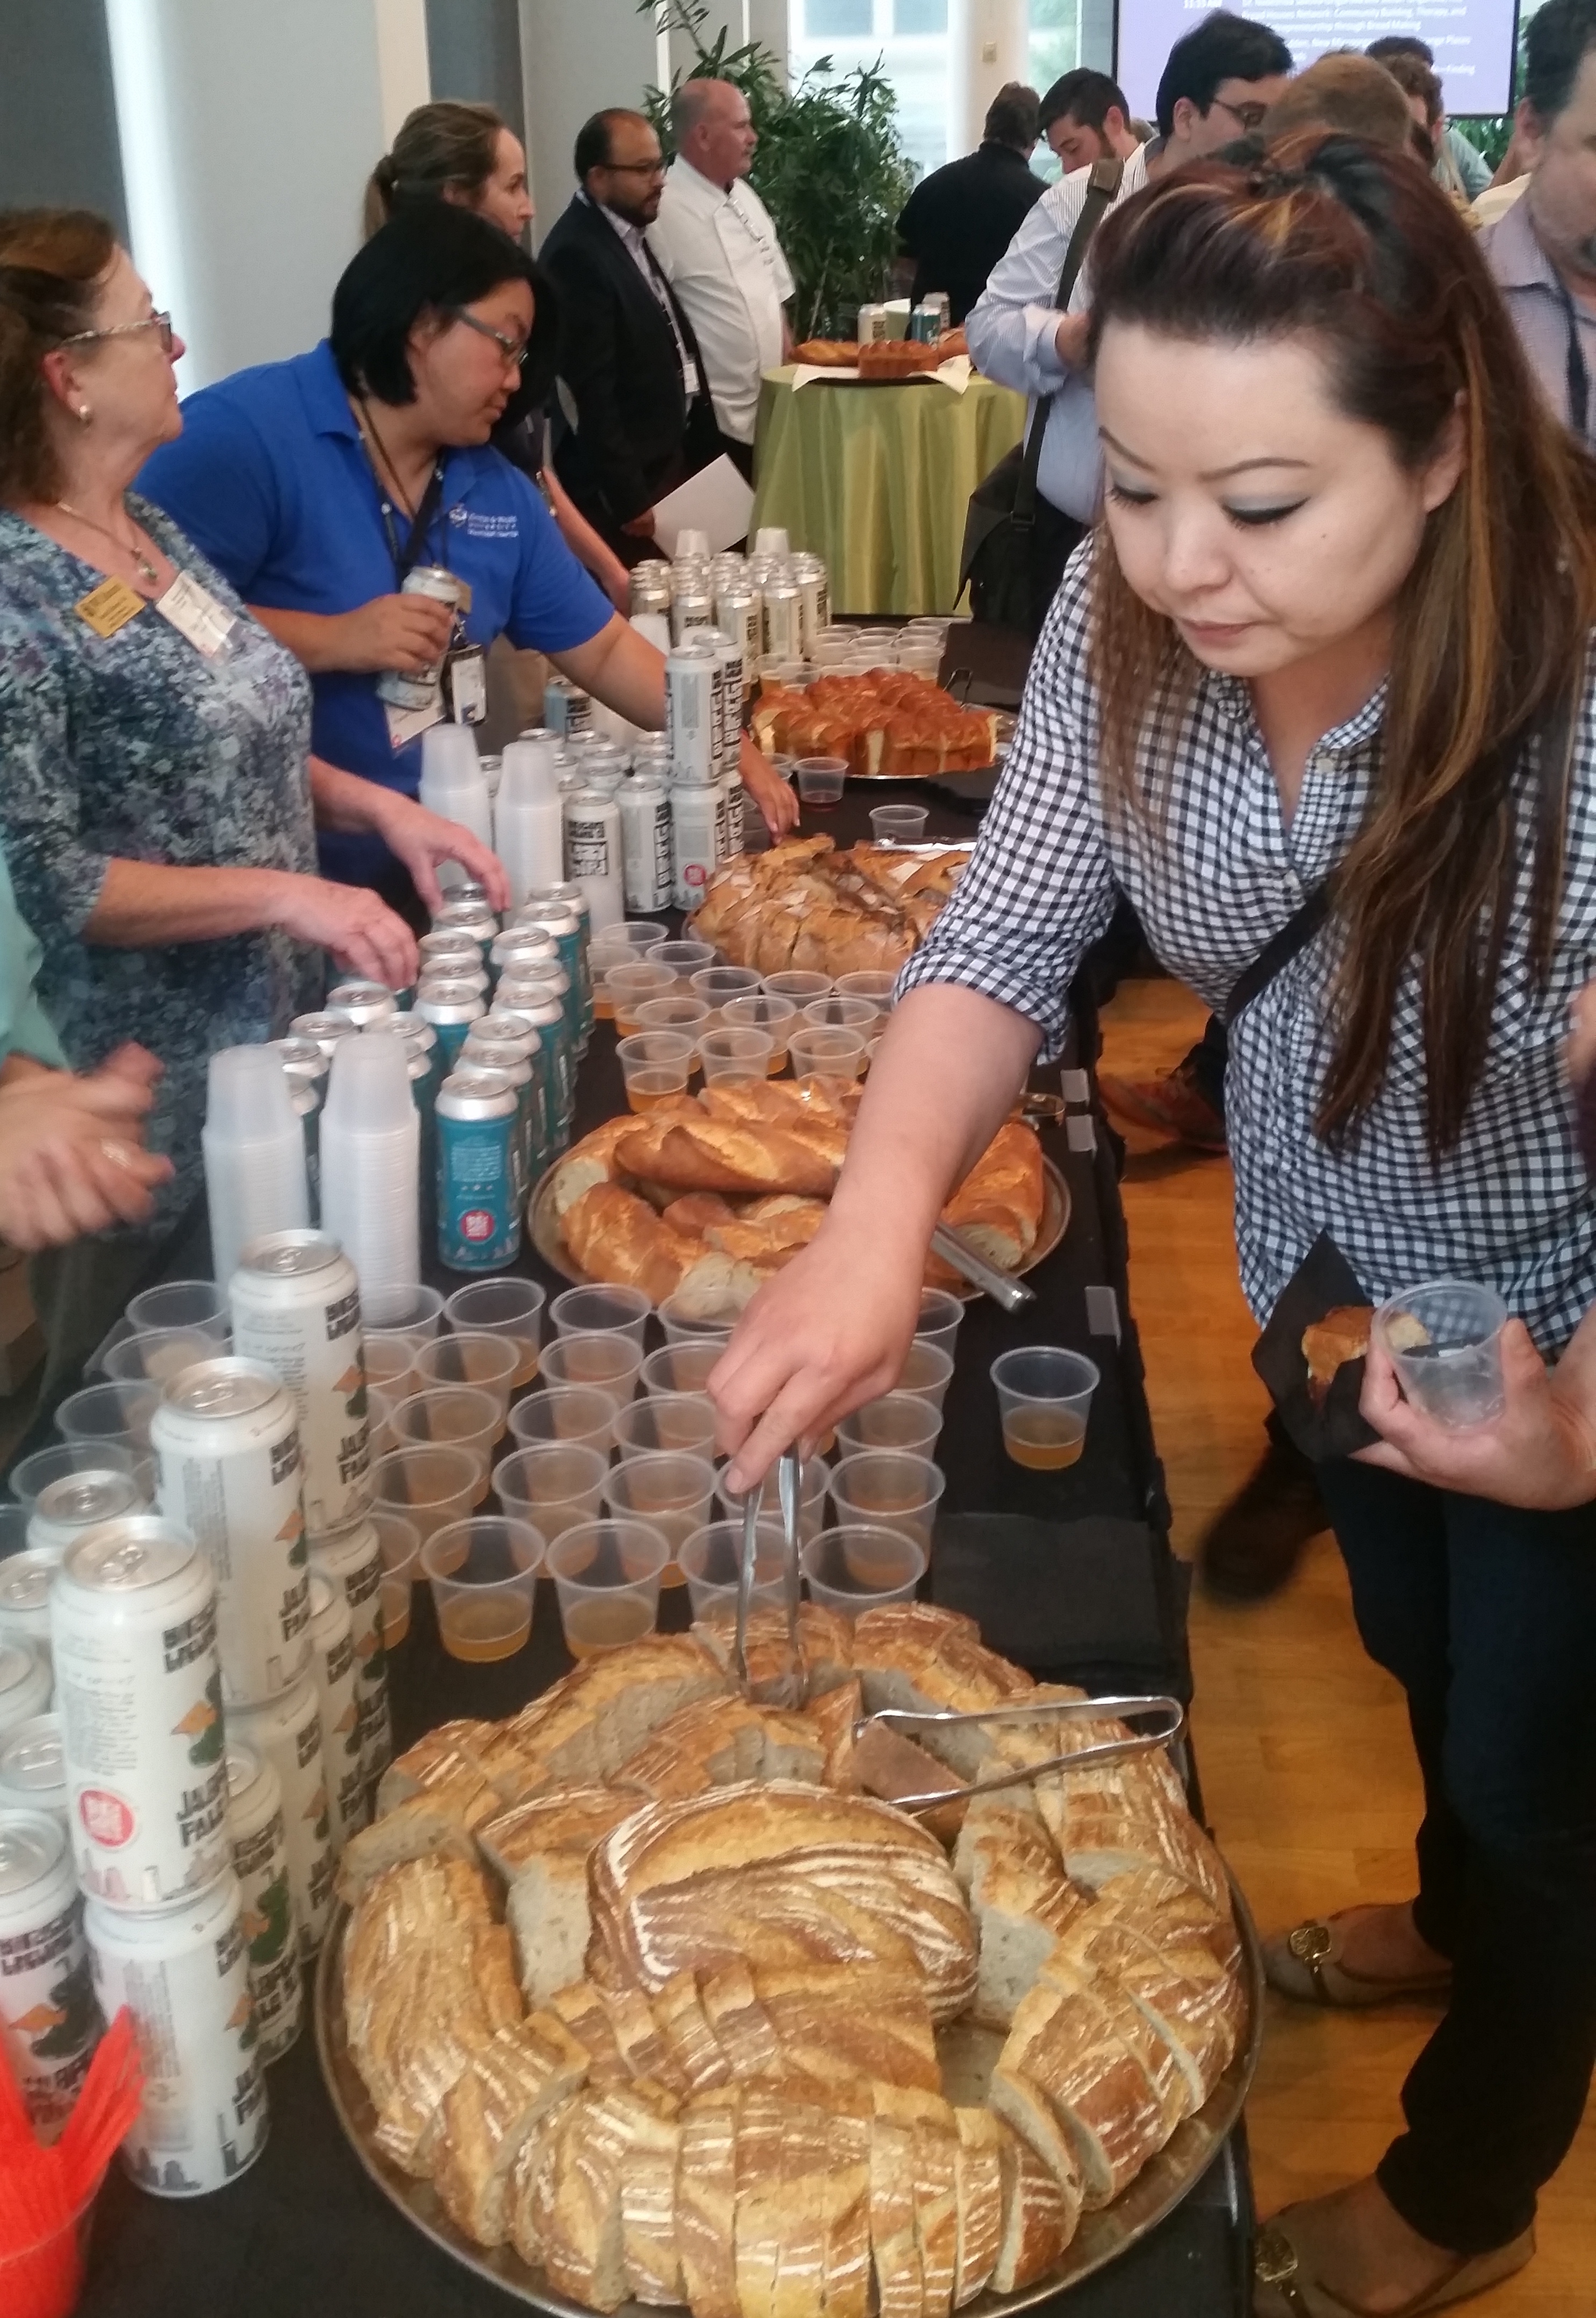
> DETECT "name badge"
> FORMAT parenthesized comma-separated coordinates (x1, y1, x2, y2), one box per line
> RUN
(444, 645, 488, 725)
(75, 578, 146, 639)
(683, 358, 702, 401)
(154, 570, 237, 658)
(386, 697, 445, 750)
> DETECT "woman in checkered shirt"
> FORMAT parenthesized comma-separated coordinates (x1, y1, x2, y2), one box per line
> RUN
(716, 135, 1596, 2316)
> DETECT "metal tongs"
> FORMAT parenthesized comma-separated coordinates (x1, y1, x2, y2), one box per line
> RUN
(930, 1222, 1037, 1312)
(854, 1692, 1187, 1816)
(732, 1448, 808, 1710)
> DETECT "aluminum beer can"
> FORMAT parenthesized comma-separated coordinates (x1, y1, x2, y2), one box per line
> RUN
(858, 302, 888, 343)
(0, 1641, 52, 1745)
(417, 928, 483, 980)
(228, 1232, 370, 1536)
(152, 1359, 310, 1709)
(432, 895, 499, 944)
(910, 299, 939, 342)
(0, 1715, 67, 1821)
(415, 976, 486, 1069)
(544, 673, 592, 737)
(670, 587, 715, 645)
(618, 772, 674, 914)
(493, 990, 571, 1144)
(226, 1741, 300, 2064)
(459, 1038, 538, 1193)
(521, 885, 593, 1041)
(0, 1807, 99, 2136)
(436, 1067, 522, 1271)
(701, 626, 744, 765)
(325, 980, 397, 1028)
(490, 928, 559, 985)
(513, 904, 588, 1051)
(667, 640, 722, 783)
(289, 1011, 358, 1059)
(792, 556, 830, 655)
(52, 1519, 228, 1909)
(225, 1676, 333, 1959)
(86, 1868, 268, 2193)
(303, 1574, 364, 1850)
(761, 580, 803, 663)
(0, 1552, 57, 1663)
(721, 768, 746, 860)
(671, 778, 722, 912)
(629, 562, 674, 616)
(714, 589, 760, 689)
(376, 564, 459, 711)
(306, 1518, 389, 1784)
(269, 1034, 328, 1088)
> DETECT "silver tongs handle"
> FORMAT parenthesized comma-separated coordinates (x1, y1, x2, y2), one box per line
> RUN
(930, 1222, 1036, 1312)
(731, 1485, 759, 1702)
(857, 1692, 1186, 1815)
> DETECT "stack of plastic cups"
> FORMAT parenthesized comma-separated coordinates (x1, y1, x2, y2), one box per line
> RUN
(418, 724, 492, 895)
(363, 1015, 441, 1195)
(494, 734, 566, 910)
(202, 1047, 310, 1290)
(269, 1037, 327, 1221)
(318, 1033, 420, 1328)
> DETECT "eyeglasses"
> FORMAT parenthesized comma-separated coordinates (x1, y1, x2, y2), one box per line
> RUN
(605, 159, 669, 180)
(1209, 96, 1270, 133)
(447, 307, 530, 369)
(59, 310, 175, 354)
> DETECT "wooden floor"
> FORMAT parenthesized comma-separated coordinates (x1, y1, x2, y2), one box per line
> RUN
(1100, 979, 1596, 2316)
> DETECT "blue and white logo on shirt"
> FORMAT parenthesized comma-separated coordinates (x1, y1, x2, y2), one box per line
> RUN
(449, 506, 520, 539)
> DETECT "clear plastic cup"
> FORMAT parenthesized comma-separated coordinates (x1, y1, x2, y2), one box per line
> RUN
(494, 1441, 609, 1541)
(603, 1451, 717, 1561)
(390, 1386, 500, 1499)
(617, 920, 670, 955)
(366, 1381, 399, 1459)
(546, 1518, 671, 1657)
(613, 1394, 718, 1461)
(370, 1444, 480, 1544)
(678, 1518, 789, 1620)
(540, 1333, 644, 1400)
(550, 1285, 652, 1348)
(370, 1508, 421, 1648)
(589, 941, 629, 1018)
(102, 1324, 229, 1387)
(9, 1440, 136, 1512)
(763, 970, 833, 1005)
(606, 962, 678, 1035)
(896, 1339, 954, 1410)
(915, 1289, 965, 1358)
(802, 995, 880, 1033)
(125, 1278, 227, 1336)
(361, 1284, 444, 1338)
(644, 939, 718, 992)
(55, 1381, 158, 1452)
(422, 1515, 543, 1662)
(990, 1345, 1099, 1470)
(657, 1297, 735, 1348)
(616, 1031, 694, 1111)
(689, 965, 764, 1024)
(787, 1025, 867, 1083)
(698, 1027, 774, 1085)
(837, 1390, 944, 1459)
(1374, 1281, 1508, 1429)
(713, 1454, 829, 1545)
(507, 1387, 617, 1454)
(869, 805, 929, 844)
(828, 1451, 946, 1551)
(443, 1279, 545, 1389)
(802, 1523, 927, 1614)
(363, 1334, 419, 1403)
(834, 971, 898, 1014)
(632, 996, 713, 1049)
(412, 1332, 519, 1431)
(795, 756, 846, 809)
(720, 994, 797, 1071)
(641, 1342, 721, 1398)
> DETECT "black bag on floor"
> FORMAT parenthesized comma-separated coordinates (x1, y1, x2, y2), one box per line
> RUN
(958, 156, 1122, 631)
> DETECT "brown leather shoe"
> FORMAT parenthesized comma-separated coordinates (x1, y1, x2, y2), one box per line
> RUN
(1098, 1059, 1228, 1153)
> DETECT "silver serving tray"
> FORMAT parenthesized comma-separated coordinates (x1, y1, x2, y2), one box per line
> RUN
(314, 1875, 1261, 2314)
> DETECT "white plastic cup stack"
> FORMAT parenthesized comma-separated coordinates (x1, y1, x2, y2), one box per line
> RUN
(494, 735, 567, 908)
(630, 612, 672, 656)
(318, 1031, 420, 1324)
(419, 723, 493, 894)
(203, 1045, 311, 1289)
(754, 527, 790, 561)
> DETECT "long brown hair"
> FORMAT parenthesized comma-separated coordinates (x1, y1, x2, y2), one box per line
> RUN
(0, 207, 116, 504)
(1085, 133, 1596, 1158)
(363, 101, 507, 241)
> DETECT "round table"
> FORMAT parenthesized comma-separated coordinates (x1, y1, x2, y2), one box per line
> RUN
(749, 364, 1025, 617)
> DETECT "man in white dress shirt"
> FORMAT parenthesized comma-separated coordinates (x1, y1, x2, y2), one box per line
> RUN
(649, 79, 795, 477)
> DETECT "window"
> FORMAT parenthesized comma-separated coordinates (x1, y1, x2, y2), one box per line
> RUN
(791, 0, 950, 180)
(803, 0, 874, 34)
(894, 0, 947, 30)
(1029, 0, 1082, 92)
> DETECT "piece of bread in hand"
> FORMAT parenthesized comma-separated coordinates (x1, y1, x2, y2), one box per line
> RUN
(1301, 1304, 1373, 1405)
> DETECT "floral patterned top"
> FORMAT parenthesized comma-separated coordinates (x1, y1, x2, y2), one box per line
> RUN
(0, 498, 321, 1224)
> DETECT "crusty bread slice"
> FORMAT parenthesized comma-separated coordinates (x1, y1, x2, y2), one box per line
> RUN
(506, 2088, 579, 2271)
(546, 1980, 632, 2090)
(335, 1769, 497, 1904)
(997, 1971, 1165, 2210)
(596, 1983, 685, 2093)
(619, 2101, 685, 2303)
(376, 1719, 498, 1812)
(867, 2084, 923, 2318)
(750, 1963, 940, 2094)
(652, 1970, 734, 2093)
(1090, 1865, 1244, 1979)
(951, 2108, 1005, 2308)
(540, 2087, 680, 2313)
(701, 1959, 783, 2082)
(954, 1807, 1090, 2029)
(990, 2116, 1076, 2293)
(676, 2089, 742, 2318)
(849, 1606, 1033, 1780)
(433, 2014, 589, 2246)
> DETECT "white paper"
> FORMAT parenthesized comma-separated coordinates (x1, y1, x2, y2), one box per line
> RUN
(789, 357, 972, 396)
(651, 455, 756, 557)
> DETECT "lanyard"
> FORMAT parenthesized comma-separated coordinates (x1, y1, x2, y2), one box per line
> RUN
(1550, 271, 1592, 446)
(355, 400, 449, 582)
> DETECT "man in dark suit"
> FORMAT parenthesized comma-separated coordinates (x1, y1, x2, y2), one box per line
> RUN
(540, 108, 723, 564)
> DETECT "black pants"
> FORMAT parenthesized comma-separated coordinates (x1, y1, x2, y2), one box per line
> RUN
(1316, 1459, 1596, 2252)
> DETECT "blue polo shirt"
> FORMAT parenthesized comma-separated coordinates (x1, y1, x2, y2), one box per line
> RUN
(139, 340, 613, 885)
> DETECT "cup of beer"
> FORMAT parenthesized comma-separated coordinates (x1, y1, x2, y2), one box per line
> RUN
(990, 1346, 1100, 1470)
(422, 1515, 543, 1662)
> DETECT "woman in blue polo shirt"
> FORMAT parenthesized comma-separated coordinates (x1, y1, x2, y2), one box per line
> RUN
(141, 204, 794, 896)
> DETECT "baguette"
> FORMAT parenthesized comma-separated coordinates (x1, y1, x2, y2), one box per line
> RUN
(613, 1117, 840, 1200)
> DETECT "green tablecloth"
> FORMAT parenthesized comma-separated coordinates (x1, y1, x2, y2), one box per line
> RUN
(749, 365, 1026, 616)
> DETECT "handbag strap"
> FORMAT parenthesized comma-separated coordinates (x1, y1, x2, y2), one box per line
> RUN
(1012, 156, 1124, 533)
(1224, 886, 1331, 1028)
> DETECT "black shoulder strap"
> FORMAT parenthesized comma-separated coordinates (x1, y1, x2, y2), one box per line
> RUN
(1012, 156, 1124, 533)
(396, 465, 448, 582)
(1224, 885, 1331, 1027)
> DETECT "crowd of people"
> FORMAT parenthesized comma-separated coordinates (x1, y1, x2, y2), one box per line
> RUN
(4, 6, 1596, 2310)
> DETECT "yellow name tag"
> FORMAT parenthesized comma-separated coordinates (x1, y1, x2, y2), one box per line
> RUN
(75, 577, 147, 638)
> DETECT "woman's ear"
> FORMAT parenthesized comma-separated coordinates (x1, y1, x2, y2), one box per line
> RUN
(1421, 393, 1467, 514)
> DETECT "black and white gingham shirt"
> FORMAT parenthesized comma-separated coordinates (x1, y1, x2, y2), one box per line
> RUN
(900, 553, 1596, 1351)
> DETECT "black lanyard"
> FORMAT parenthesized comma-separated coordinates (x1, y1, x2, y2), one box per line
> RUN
(354, 402, 450, 583)
(1551, 271, 1592, 446)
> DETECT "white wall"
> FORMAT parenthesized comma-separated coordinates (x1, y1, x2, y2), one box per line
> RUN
(105, 0, 429, 391)
(519, 0, 660, 248)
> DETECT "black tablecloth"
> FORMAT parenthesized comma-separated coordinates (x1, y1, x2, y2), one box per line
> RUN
(76, 780, 1252, 2318)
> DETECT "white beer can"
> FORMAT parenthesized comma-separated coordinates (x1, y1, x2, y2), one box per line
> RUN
(0, 1807, 99, 2135)
(0, 1640, 52, 1745)
(666, 640, 722, 784)
(307, 1519, 391, 1786)
(304, 1573, 365, 1850)
(152, 1358, 310, 1707)
(0, 1550, 55, 1663)
(702, 625, 744, 765)
(761, 580, 803, 663)
(791, 556, 830, 655)
(671, 778, 722, 913)
(86, 1868, 268, 2195)
(618, 772, 674, 915)
(226, 1741, 301, 2065)
(721, 769, 746, 859)
(0, 1714, 67, 1821)
(713, 588, 760, 688)
(225, 1676, 334, 1960)
(229, 1231, 370, 1533)
(52, 1518, 229, 1909)
(26, 1467, 145, 1561)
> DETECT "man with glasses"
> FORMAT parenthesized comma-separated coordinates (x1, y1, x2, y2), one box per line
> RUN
(540, 108, 722, 564)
